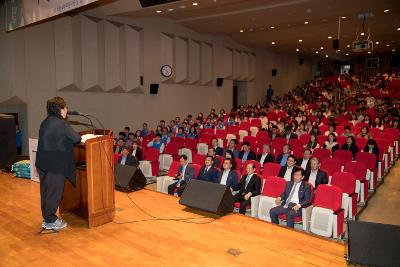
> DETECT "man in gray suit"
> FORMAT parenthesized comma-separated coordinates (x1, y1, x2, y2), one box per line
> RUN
(168, 155, 195, 196)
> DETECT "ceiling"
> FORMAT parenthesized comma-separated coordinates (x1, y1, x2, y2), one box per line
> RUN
(109, 0, 400, 57)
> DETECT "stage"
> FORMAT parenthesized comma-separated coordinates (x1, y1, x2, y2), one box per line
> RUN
(0, 173, 346, 266)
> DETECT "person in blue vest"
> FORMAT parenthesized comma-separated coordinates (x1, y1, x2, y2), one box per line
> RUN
(147, 133, 165, 153)
(160, 128, 170, 144)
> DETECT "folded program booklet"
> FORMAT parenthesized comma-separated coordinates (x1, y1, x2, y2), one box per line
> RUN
(81, 134, 102, 143)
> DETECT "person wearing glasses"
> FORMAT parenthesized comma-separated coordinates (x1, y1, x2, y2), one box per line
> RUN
(278, 155, 297, 182)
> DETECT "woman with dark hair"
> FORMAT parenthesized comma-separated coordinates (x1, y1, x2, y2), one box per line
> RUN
(323, 133, 339, 154)
(357, 126, 371, 139)
(36, 97, 81, 231)
(187, 125, 198, 139)
(364, 139, 380, 160)
(306, 134, 320, 152)
(341, 136, 359, 159)
(310, 125, 321, 136)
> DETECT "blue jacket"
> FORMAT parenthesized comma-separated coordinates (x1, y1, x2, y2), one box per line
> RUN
(217, 169, 238, 188)
(197, 166, 219, 183)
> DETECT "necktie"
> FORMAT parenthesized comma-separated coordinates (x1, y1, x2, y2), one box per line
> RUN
(284, 183, 298, 208)
(245, 174, 252, 188)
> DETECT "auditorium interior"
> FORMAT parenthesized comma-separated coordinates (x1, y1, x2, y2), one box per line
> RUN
(1, 0, 400, 266)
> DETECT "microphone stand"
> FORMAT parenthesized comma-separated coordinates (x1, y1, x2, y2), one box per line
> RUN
(87, 114, 106, 135)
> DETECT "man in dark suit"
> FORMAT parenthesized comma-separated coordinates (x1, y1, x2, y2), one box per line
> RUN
(295, 148, 312, 172)
(231, 162, 261, 214)
(211, 138, 223, 156)
(36, 97, 82, 231)
(278, 155, 296, 182)
(276, 144, 292, 166)
(257, 144, 275, 168)
(238, 141, 257, 163)
(207, 147, 220, 168)
(118, 146, 139, 167)
(223, 139, 240, 158)
(197, 156, 219, 183)
(270, 166, 312, 228)
(283, 126, 298, 142)
(303, 158, 328, 188)
(218, 159, 238, 188)
(168, 155, 195, 197)
(269, 125, 281, 140)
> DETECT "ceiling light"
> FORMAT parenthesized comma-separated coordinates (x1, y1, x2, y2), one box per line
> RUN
(156, 10, 162, 13)
(397, 28, 400, 31)
(192, 2, 198, 6)
(315, 51, 319, 54)
(328, 36, 332, 39)
(325, 55, 329, 58)
(304, 21, 309, 24)
(361, 32, 365, 36)
(384, 9, 390, 13)
(337, 49, 341, 52)
(296, 48, 300, 52)
(341, 16, 346, 19)
(271, 41, 276, 45)
(320, 46, 324, 50)
(392, 49, 396, 52)
(387, 44, 390, 47)
(368, 51, 371, 54)
(375, 41, 380, 45)
(270, 26, 275, 29)
(167, 8, 174, 11)
(345, 53, 349, 56)
(299, 39, 303, 43)
(240, 29, 244, 33)
(346, 44, 350, 48)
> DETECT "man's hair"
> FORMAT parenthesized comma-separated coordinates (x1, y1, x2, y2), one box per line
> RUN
(230, 139, 238, 145)
(310, 157, 320, 164)
(125, 126, 130, 131)
(287, 155, 296, 162)
(292, 166, 305, 176)
(46, 97, 67, 117)
(206, 155, 214, 161)
(121, 146, 130, 151)
(344, 125, 351, 130)
(208, 147, 216, 153)
(303, 148, 312, 154)
(118, 131, 126, 137)
(180, 155, 188, 161)
(128, 132, 134, 136)
(242, 141, 250, 147)
(155, 133, 162, 138)
(118, 138, 126, 142)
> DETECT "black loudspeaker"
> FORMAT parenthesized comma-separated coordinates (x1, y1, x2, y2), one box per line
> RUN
(179, 179, 234, 216)
(150, 83, 159, 94)
(347, 220, 400, 266)
(216, 78, 224, 87)
(333, 39, 339, 50)
(114, 164, 146, 191)
(271, 69, 277, 76)
(0, 116, 16, 168)
(299, 58, 304, 65)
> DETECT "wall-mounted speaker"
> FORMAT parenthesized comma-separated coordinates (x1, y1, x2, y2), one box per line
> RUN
(333, 39, 340, 50)
(216, 78, 224, 87)
(299, 58, 304, 65)
(272, 69, 277, 76)
(150, 84, 159, 94)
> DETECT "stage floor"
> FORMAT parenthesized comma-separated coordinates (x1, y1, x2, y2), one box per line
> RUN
(0, 173, 346, 266)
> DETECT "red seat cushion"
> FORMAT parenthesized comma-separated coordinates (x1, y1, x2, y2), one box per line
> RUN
(279, 214, 302, 223)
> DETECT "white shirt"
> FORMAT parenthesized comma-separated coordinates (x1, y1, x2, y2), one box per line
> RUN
(301, 158, 309, 170)
(120, 156, 126, 165)
(131, 149, 137, 157)
(220, 169, 230, 185)
(284, 166, 293, 182)
(177, 164, 188, 186)
(308, 170, 318, 188)
(289, 182, 301, 205)
(260, 153, 268, 165)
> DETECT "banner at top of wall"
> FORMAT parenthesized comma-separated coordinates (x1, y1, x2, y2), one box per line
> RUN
(5, 0, 98, 32)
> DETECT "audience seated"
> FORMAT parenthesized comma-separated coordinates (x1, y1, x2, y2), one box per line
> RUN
(296, 148, 312, 172)
(211, 138, 223, 156)
(224, 139, 240, 158)
(257, 144, 275, 168)
(118, 146, 139, 167)
(218, 159, 239, 188)
(147, 134, 165, 153)
(276, 144, 292, 166)
(303, 158, 328, 188)
(323, 133, 339, 154)
(224, 150, 237, 170)
(168, 155, 195, 197)
(231, 163, 261, 214)
(115, 138, 126, 154)
(278, 155, 296, 182)
(131, 141, 142, 161)
(238, 141, 257, 163)
(207, 147, 220, 168)
(197, 155, 219, 183)
(305, 134, 320, 151)
(341, 136, 358, 159)
(270, 166, 312, 228)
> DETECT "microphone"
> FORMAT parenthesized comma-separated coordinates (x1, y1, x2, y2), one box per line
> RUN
(67, 110, 88, 116)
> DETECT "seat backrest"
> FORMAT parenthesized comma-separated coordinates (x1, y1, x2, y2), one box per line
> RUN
(192, 154, 206, 166)
(215, 129, 227, 139)
(262, 163, 281, 177)
(243, 136, 257, 148)
(313, 148, 331, 161)
(343, 161, 367, 182)
(320, 158, 341, 177)
(313, 185, 343, 211)
(227, 125, 239, 135)
(272, 137, 286, 147)
(355, 152, 377, 170)
(215, 155, 224, 169)
(239, 122, 251, 131)
(191, 164, 201, 178)
(288, 138, 302, 147)
(256, 131, 270, 139)
(383, 128, 399, 140)
(184, 138, 198, 150)
(355, 138, 368, 151)
(262, 175, 286, 197)
(250, 118, 261, 127)
(170, 137, 185, 148)
(299, 134, 310, 145)
(164, 143, 180, 155)
(331, 171, 356, 194)
(336, 136, 347, 147)
(167, 161, 180, 177)
(144, 147, 160, 162)
(235, 158, 242, 172)
(333, 150, 353, 166)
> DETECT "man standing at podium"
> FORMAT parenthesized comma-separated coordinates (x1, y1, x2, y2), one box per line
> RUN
(36, 97, 81, 231)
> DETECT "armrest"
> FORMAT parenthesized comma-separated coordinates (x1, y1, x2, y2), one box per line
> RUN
(250, 195, 261, 218)
(301, 205, 314, 231)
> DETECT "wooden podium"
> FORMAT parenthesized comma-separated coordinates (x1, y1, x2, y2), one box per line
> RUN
(60, 129, 115, 228)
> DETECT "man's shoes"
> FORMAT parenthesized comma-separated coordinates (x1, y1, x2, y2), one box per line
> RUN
(42, 219, 68, 230)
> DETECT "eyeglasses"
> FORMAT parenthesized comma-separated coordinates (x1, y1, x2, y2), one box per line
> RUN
(287, 159, 295, 162)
